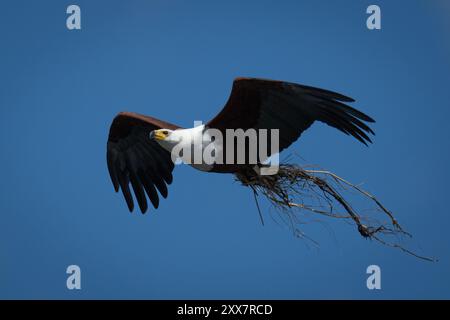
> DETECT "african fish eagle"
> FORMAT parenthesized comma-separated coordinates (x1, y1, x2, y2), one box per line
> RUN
(106, 77, 374, 213)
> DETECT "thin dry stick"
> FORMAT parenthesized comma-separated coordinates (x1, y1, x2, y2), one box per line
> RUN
(236, 164, 436, 262)
(305, 169, 404, 232)
(253, 189, 265, 226)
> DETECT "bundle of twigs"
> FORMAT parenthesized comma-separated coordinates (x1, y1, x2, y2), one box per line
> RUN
(235, 163, 436, 262)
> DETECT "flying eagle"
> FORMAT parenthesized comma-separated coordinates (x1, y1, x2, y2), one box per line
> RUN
(106, 77, 374, 214)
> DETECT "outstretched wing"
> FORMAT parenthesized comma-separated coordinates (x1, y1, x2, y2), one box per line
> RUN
(207, 77, 375, 153)
(107, 112, 180, 213)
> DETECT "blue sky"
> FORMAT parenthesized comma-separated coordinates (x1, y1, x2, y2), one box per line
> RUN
(1, 0, 449, 299)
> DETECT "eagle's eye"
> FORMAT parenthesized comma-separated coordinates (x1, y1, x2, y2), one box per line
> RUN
(162, 130, 169, 135)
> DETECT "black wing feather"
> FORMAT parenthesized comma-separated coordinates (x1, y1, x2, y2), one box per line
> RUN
(207, 78, 375, 155)
(107, 112, 179, 213)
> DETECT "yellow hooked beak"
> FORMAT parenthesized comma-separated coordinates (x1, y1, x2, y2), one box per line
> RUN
(152, 129, 167, 141)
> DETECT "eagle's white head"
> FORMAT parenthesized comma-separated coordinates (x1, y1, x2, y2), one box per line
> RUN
(150, 125, 206, 155)
(150, 129, 174, 141)
(150, 128, 183, 153)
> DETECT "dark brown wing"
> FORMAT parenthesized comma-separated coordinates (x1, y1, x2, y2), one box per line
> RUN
(107, 112, 180, 213)
(207, 77, 375, 153)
